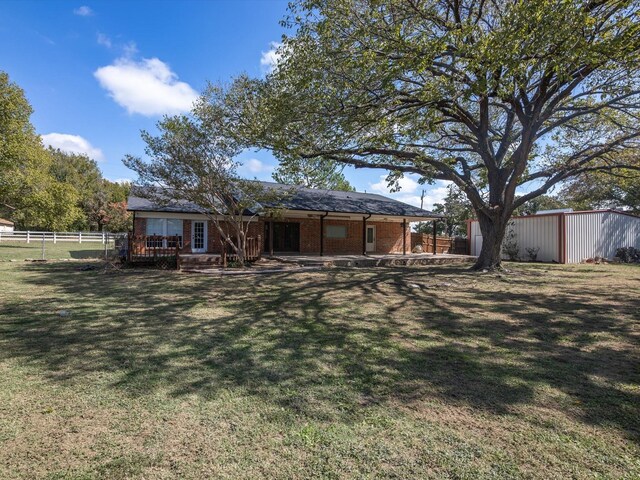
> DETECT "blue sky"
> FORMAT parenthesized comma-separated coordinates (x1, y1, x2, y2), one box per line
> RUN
(0, 0, 449, 209)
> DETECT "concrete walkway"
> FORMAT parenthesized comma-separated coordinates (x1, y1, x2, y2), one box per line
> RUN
(270, 253, 476, 267)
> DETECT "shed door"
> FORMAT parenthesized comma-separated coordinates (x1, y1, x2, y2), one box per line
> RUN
(474, 235, 483, 256)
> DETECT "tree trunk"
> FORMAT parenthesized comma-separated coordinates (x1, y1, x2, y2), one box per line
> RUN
(472, 211, 508, 271)
(236, 226, 246, 266)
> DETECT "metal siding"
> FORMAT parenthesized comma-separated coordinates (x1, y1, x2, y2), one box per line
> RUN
(565, 212, 640, 263)
(469, 216, 559, 261)
(470, 221, 481, 256)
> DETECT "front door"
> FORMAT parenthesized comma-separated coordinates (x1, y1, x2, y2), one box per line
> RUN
(264, 222, 300, 252)
(191, 220, 207, 253)
(366, 225, 376, 252)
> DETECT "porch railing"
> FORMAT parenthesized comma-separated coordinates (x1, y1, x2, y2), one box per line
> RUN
(221, 235, 262, 266)
(127, 235, 182, 262)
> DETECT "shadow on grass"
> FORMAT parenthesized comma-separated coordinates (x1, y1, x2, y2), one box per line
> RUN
(1, 262, 638, 441)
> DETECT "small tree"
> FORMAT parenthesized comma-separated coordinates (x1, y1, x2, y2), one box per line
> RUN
(124, 93, 286, 265)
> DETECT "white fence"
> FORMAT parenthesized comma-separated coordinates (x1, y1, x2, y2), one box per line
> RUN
(0, 230, 126, 244)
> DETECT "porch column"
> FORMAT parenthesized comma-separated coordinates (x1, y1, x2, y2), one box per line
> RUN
(269, 218, 274, 256)
(362, 214, 371, 255)
(402, 218, 407, 255)
(320, 212, 328, 256)
(432, 220, 437, 255)
(362, 216, 367, 255)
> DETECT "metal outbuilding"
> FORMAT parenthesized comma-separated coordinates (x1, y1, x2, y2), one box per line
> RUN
(468, 210, 640, 263)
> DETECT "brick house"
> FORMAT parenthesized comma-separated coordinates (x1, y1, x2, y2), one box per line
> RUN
(127, 182, 442, 256)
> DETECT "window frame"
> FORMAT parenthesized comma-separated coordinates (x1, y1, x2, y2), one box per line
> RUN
(325, 224, 348, 239)
(145, 218, 183, 249)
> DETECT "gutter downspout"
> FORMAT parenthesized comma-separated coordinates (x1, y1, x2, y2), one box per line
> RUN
(363, 213, 372, 255)
(320, 212, 328, 256)
(432, 219, 437, 255)
(402, 218, 407, 255)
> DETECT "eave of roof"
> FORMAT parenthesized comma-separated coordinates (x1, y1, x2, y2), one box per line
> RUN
(127, 182, 443, 219)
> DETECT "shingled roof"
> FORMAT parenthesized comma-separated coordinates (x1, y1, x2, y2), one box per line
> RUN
(127, 182, 442, 219)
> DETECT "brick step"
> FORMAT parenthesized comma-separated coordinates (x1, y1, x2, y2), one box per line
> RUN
(180, 263, 220, 271)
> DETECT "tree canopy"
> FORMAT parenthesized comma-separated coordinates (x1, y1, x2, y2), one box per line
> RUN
(0, 70, 130, 231)
(272, 158, 354, 191)
(236, 0, 640, 269)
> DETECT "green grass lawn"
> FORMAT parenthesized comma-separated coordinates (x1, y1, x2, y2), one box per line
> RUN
(0, 241, 114, 261)
(0, 261, 638, 479)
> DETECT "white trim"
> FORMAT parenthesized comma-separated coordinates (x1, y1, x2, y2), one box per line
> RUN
(191, 220, 208, 253)
(366, 225, 376, 252)
(134, 209, 437, 223)
(279, 210, 434, 223)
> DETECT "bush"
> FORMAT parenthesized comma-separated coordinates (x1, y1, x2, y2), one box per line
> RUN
(501, 221, 520, 261)
(615, 247, 640, 263)
(526, 247, 540, 262)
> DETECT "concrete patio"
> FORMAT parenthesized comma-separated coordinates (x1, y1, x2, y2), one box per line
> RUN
(269, 252, 476, 267)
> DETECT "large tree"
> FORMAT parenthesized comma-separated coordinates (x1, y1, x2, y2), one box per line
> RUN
(558, 156, 640, 213)
(238, 0, 640, 269)
(0, 71, 83, 230)
(272, 158, 354, 191)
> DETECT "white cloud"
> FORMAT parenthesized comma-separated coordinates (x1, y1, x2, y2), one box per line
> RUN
(369, 174, 450, 210)
(370, 174, 419, 195)
(242, 158, 273, 173)
(41, 133, 104, 161)
(110, 178, 132, 184)
(97, 32, 112, 48)
(73, 6, 93, 16)
(260, 41, 283, 73)
(94, 56, 198, 116)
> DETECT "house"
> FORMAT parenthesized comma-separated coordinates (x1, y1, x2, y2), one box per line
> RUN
(468, 209, 640, 263)
(127, 182, 443, 256)
(0, 218, 14, 232)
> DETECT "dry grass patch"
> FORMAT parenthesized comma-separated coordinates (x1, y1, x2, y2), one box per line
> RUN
(0, 261, 638, 479)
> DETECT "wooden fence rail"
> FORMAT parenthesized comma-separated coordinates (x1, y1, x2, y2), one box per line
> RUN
(410, 233, 468, 255)
(221, 236, 262, 267)
(0, 230, 125, 244)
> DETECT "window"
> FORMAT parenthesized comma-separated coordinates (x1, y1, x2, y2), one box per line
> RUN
(146, 219, 165, 248)
(325, 225, 347, 239)
(145, 218, 183, 248)
(166, 219, 183, 248)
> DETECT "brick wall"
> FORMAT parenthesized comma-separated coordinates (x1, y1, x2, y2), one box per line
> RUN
(134, 214, 410, 255)
(133, 216, 146, 236)
(267, 216, 410, 255)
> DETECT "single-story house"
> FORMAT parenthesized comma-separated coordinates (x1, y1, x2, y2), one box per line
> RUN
(0, 218, 14, 232)
(127, 182, 443, 256)
(468, 209, 640, 263)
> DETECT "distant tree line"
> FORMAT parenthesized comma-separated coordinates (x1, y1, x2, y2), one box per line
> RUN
(0, 71, 131, 231)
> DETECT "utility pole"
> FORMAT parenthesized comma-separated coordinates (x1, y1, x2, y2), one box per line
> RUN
(418, 189, 426, 233)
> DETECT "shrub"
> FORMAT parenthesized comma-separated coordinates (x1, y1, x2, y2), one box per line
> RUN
(615, 247, 640, 263)
(526, 247, 540, 262)
(501, 221, 520, 261)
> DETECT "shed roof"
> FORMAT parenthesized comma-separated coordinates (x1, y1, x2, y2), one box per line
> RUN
(127, 182, 442, 219)
(0, 217, 14, 226)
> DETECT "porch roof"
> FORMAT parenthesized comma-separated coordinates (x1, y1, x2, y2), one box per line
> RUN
(127, 182, 443, 220)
